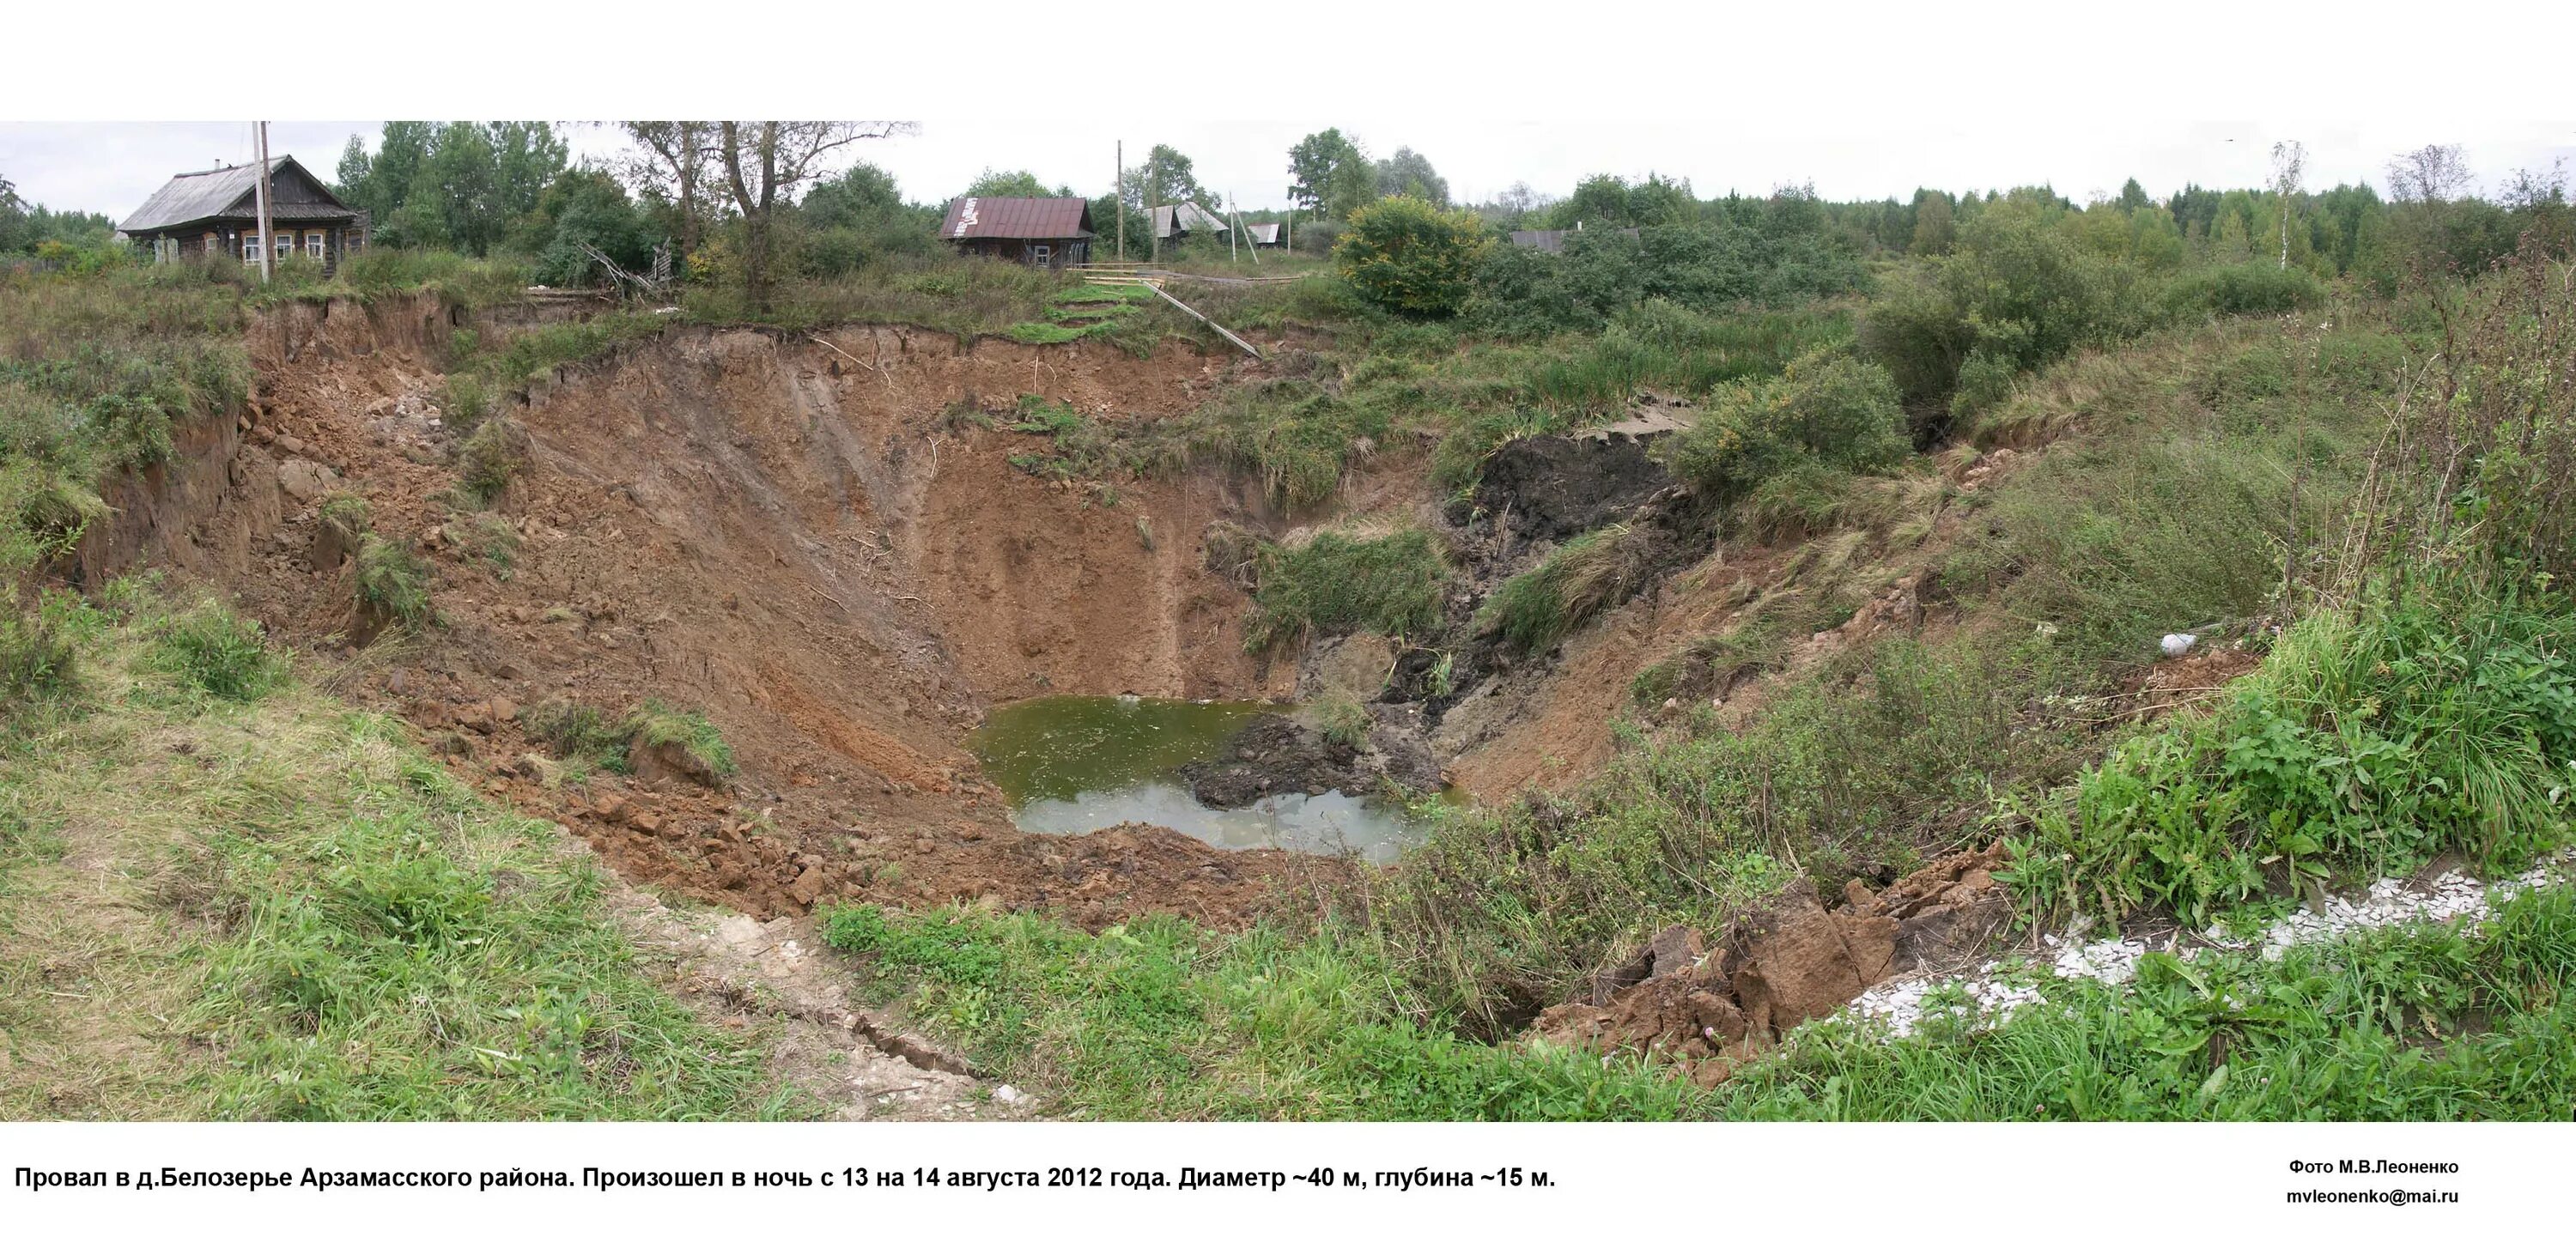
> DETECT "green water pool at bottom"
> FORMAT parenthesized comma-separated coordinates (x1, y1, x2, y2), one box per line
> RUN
(963, 694, 1425, 864)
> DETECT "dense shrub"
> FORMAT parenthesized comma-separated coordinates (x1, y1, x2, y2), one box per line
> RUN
(2166, 261, 2327, 318)
(1858, 202, 2166, 415)
(1662, 352, 1908, 503)
(1334, 196, 1490, 317)
(1463, 223, 1864, 337)
(455, 417, 527, 502)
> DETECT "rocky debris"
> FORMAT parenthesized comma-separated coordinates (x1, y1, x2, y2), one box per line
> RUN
(1528, 844, 2014, 1086)
(1300, 634, 1394, 703)
(1177, 711, 1441, 809)
(276, 458, 340, 505)
(1848, 840, 2014, 975)
(1952, 446, 2019, 493)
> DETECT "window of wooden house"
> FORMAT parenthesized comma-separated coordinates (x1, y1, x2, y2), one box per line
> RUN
(241, 238, 258, 263)
(1031, 244, 1053, 265)
(307, 233, 325, 258)
(275, 235, 294, 260)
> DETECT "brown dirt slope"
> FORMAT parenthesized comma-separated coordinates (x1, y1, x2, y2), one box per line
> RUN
(78, 297, 1329, 930)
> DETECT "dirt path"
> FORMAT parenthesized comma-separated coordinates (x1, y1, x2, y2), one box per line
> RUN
(604, 889, 1031, 1120)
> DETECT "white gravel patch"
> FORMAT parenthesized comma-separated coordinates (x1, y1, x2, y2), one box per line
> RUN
(1831, 849, 2572, 1043)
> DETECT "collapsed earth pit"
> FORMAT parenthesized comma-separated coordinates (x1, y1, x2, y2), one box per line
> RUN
(122, 299, 1471, 932)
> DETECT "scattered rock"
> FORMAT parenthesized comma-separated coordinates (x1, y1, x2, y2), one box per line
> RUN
(789, 865, 828, 907)
(1530, 846, 2014, 1084)
(276, 458, 339, 505)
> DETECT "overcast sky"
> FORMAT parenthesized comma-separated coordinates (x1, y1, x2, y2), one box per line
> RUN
(6, 3, 2572, 219)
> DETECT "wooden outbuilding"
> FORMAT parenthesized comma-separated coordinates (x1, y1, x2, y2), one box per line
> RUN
(118, 155, 366, 273)
(939, 196, 1094, 268)
(1151, 202, 1230, 243)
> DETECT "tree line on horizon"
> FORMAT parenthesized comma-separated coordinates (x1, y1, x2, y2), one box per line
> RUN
(5, 125, 2564, 314)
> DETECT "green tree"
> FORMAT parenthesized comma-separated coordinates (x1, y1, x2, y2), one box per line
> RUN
(490, 121, 570, 222)
(1555, 174, 1637, 228)
(525, 167, 653, 286)
(1372, 147, 1449, 207)
(1909, 191, 1954, 255)
(0, 173, 22, 252)
(1288, 129, 1369, 216)
(619, 122, 716, 256)
(711, 121, 912, 313)
(961, 168, 1062, 199)
(1130, 144, 1206, 211)
(1334, 196, 1489, 317)
(336, 122, 568, 255)
(801, 163, 902, 227)
(2116, 178, 2151, 214)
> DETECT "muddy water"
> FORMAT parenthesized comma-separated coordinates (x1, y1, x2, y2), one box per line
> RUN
(966, 695, 1423, 864)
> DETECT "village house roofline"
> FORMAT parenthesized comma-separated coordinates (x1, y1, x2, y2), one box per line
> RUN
(939, 196, 1095, 240)
(118, 155, 358, 233)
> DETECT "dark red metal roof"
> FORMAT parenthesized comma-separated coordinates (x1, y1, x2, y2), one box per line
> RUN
(939, 196, 1094, 240)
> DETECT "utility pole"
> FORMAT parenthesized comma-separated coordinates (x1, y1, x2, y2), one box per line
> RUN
(1228, 195, 1237, 264)
(253, 121, 274, 283)
(1115, 140, 1125, 261)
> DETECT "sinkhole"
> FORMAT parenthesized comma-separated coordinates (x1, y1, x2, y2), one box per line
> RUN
(964, 694, 1426, 864)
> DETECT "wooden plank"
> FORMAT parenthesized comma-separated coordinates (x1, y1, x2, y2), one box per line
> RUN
(1148, 284, 1261, 359)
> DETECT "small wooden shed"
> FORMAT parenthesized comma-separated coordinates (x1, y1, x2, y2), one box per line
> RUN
(1150, 202, 1230, 242)
(939, 196, 1094, 268)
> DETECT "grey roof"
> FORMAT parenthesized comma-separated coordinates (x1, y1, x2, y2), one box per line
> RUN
(1151, 203, 1229, 238)
(1244, 222, 1283, 245)
(119, 155, 353, 232)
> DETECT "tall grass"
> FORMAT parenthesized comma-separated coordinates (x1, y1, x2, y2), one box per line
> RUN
(1243, 528, 1446, 651)
(0, 589, 788, 1119)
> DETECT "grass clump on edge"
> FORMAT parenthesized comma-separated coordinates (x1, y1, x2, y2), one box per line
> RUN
(354, 534, 433, 632)
(142, 597, 283, 703)
(0, 590, 90, 719)
(623, 699, 739, 778)
(454, 416, 528, 504)
(0, 586, 791, 1119)
(1242, 527, 1445, 652)
(1474, 523, 1649, 655)
(2009, 572, 2576, 928)
(1307, 694, 1370, 748)
(523, 699, 630, 770)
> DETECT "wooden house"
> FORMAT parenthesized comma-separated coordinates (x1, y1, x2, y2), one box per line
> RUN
(118, 155, 366, 273)
(939, 196, 1094, 268)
